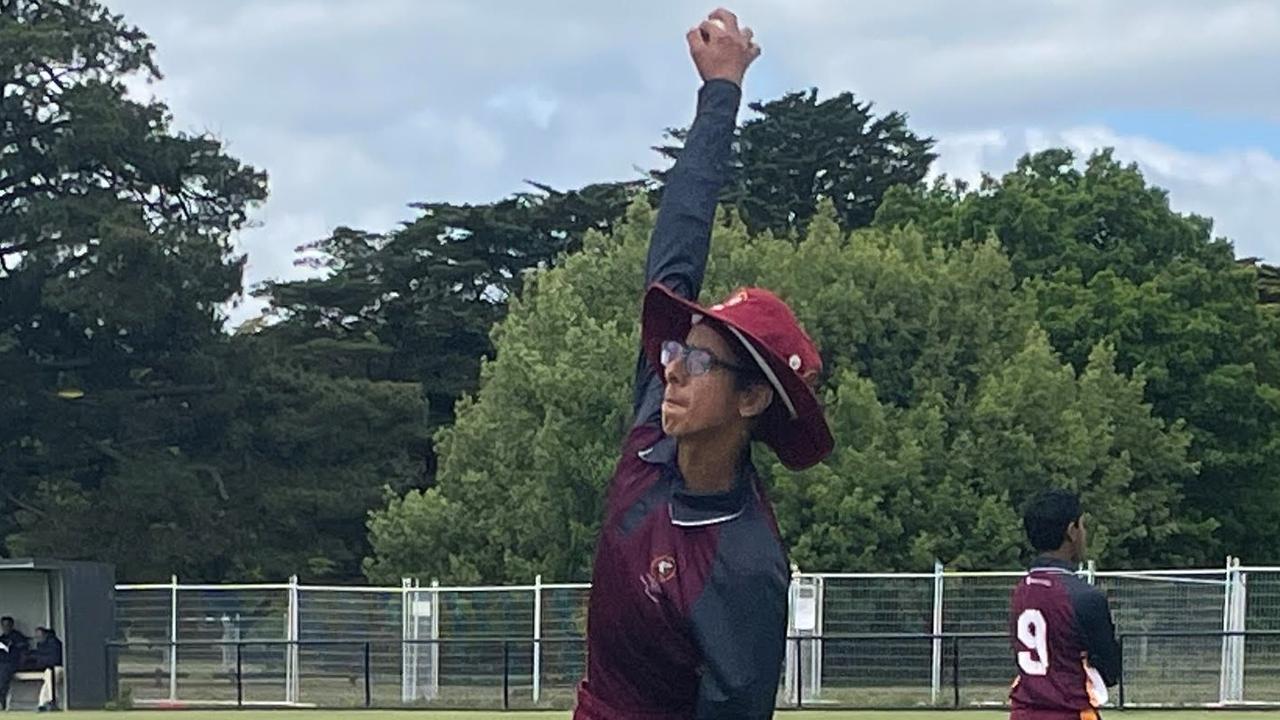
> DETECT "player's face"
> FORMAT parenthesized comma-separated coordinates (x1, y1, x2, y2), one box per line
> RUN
(660, 323, 748, 439)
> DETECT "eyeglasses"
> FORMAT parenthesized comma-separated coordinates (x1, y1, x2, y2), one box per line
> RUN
(661, 340, 748, 377)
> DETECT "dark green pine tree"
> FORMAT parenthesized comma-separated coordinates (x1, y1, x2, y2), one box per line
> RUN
(654, 89, 937, 236)
(0, 0, 266, 573)
(254, 181, 643, 476)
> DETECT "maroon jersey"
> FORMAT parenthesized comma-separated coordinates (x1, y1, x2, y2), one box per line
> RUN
(1009, 557, 1121, 720)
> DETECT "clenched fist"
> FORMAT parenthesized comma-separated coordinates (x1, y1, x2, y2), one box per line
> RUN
(686, 8, 760, 88)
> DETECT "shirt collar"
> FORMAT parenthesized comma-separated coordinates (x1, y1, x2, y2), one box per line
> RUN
(638, 435, 754, 527)
(637, 435, 677, 465)
(1030, 555, 1076, 572)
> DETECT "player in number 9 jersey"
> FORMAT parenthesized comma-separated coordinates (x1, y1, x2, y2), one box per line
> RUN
(1009, 490, 1121, 720)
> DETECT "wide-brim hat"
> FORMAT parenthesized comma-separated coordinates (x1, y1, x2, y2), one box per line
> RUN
(641, 283, 834, 470)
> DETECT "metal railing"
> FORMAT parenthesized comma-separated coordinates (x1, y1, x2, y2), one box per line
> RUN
(104, 630, 1280, 711)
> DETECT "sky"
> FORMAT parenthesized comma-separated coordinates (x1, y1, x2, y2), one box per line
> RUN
(108, 0, 1280, 327)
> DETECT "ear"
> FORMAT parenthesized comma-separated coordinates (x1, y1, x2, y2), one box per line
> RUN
(738, 383, 774, 420)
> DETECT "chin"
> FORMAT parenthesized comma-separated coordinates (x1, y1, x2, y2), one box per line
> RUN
(661, 413, 681, 437)
(661, 410, 693, 438)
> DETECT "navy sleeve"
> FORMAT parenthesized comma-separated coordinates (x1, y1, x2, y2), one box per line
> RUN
(1077, 590, 1122, 686)
(691, 519, 789, 719)
(632, 79, 742, 427)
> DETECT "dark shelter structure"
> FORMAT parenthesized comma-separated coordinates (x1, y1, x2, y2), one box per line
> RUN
(0, 558, 115, 709)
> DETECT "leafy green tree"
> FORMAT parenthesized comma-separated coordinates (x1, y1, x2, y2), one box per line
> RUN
(366, 199, 1204, 583)
(875, 149, 1280, 558)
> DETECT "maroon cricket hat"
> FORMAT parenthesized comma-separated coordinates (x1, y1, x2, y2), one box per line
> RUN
(641, 283, 835, 470)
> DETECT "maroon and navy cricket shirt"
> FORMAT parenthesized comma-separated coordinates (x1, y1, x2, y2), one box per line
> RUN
(1009, 557, 1122, 720)
(573, 79, 789, 720)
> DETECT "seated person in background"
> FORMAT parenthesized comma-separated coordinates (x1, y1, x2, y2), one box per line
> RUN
(29, 628, 63, 670)
(0, 616, 29, 709)
(28, 627, 63, 712)
(0, 617, 28, 657)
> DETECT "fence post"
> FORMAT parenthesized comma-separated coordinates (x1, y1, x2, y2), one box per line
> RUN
(1086, 559, 1097, 585)
(533, 573, 542, 705)
(168, 574, 178, 702)
(784, 568, 801, 706)
(1117, 635, 1126, 708)
(287, 574, 300, 704)
(814, 575, 825, 701)
(795, 637, 803, 710)
(401, 578, 413, 704)
(931, 559, 944, 705)
(1218, 556, 1246, 704)
(430, 579, 441, 701)
(502, 641, 511, 710)
(236, 642, 243, 708)
(1234, 558, 1247, 702)
(952, 635, 960, 708)
(786, 571, 821, 704)
(364, 641, 372, 708)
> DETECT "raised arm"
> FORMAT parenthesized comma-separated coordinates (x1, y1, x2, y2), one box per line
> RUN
(632, 8, 761, 426)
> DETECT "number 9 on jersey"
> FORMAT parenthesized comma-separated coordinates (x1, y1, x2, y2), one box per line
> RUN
(1017, 608, 1049, 675)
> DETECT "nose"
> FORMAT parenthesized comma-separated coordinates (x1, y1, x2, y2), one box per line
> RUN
(663, 351, 687, 386)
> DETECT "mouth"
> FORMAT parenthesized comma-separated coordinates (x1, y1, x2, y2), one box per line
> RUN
(662, 396, 686, 410)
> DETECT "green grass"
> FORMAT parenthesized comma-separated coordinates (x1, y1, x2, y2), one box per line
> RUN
(45, 707, 1280, 712)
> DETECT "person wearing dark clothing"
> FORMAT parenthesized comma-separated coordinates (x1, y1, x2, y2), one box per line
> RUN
(0, 616, 30, 710)
(28, 627, 62, 670)
(1009, 490, 1122, 720)
(28, 627, 64, 711)
(573, 9, 834, 720)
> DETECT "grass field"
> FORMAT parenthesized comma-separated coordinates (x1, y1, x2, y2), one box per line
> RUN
(45, 707, 1280, 712)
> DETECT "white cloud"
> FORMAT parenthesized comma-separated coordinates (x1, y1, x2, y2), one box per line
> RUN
(932, 130, 1009, 184)
(102, 0, 1280, 330)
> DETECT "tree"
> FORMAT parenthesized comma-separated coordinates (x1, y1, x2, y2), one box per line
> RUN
(0, 0, 268, 568)
(875, 149, 1280, 558)
(195, 336, 427, 580)
(265, 89, 937, 498)
(257, 182, 641, 437)
(874, 149, 1225, 281)
(1242, 258, 1280, 307)
(4, 332, 427, 580)
(656, 89, 936, 236)
(365, 199, 1205, 584)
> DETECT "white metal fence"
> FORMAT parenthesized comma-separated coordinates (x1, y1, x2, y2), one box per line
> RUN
(111, 557, 1280, 709)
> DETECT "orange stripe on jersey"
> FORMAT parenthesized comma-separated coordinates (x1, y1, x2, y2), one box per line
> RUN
(1080, 709, 1098, 720)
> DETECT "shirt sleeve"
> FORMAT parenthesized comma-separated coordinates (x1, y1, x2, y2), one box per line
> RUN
(632, 79, 742, 428)
(1077, 590, 1122, 686)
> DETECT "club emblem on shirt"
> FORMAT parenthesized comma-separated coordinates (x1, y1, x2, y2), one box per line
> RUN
(650, 554, 677, 583)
